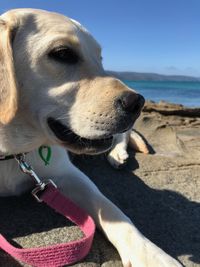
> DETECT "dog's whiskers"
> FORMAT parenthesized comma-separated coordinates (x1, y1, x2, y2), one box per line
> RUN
(55, 114, 71, 121)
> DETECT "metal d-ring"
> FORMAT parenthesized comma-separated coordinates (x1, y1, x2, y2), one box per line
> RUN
(14, 154, 57, 202)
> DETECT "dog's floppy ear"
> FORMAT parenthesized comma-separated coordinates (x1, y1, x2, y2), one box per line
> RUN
(0, 19, 18, 124)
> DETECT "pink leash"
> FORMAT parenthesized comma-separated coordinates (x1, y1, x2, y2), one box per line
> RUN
(0, 155, 95, 267)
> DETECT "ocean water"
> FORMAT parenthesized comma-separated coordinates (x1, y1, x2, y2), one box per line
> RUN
(124, 80, 200, 107)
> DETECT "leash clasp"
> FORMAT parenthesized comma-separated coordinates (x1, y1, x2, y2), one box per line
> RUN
(15, 154, 57, 202)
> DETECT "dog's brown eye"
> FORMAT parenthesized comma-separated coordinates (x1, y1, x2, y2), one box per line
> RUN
(49, 47, 79, 64)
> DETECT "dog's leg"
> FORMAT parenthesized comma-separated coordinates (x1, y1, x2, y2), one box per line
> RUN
(56, 157, 182, 267)
(107, 131, 130, 168)
(129, 129, 149, 154)
(107, 130, 149, 169)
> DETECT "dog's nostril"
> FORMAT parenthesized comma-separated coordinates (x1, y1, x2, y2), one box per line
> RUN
(136, 94, 145, 110)
(117, 93, 145, 113)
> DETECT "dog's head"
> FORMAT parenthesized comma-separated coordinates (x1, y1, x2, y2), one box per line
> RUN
(0, 9, 145, 155)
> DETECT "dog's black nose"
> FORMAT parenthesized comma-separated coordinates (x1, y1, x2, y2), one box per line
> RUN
(116, 92, 145, 113)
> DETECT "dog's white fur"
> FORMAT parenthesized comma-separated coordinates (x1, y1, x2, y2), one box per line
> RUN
(0, 9, 182, 267)
(107, 129, 149, 168)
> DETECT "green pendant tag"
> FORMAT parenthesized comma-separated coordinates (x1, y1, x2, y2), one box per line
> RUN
(38, 146, 52, 165)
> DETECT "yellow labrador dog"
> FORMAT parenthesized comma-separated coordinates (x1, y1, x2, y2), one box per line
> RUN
(0, 9, 181, 267)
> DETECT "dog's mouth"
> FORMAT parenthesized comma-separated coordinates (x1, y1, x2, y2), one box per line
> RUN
(47, 117, 113, 154)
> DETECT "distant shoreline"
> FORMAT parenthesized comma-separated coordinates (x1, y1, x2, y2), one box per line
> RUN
(107, 70, 200, 82)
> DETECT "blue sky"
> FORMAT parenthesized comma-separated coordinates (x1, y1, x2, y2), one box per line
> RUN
(1, 0, 200, 76)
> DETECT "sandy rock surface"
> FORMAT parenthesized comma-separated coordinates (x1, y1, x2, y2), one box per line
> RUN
(0, 102, 199, 267)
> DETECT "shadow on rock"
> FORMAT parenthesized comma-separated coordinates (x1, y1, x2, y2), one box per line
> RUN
(74, 154, 200, 265)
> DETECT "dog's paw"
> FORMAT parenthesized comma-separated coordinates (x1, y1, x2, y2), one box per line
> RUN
(107, 147, 129, 169)
(118, 233, 182, 267)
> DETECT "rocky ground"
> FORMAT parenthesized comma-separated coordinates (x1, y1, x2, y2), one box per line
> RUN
(0, 101, 200, 267)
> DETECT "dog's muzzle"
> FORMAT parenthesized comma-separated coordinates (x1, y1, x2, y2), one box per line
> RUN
(47, 93, 145, 154)
(47, 118, 113, 154)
